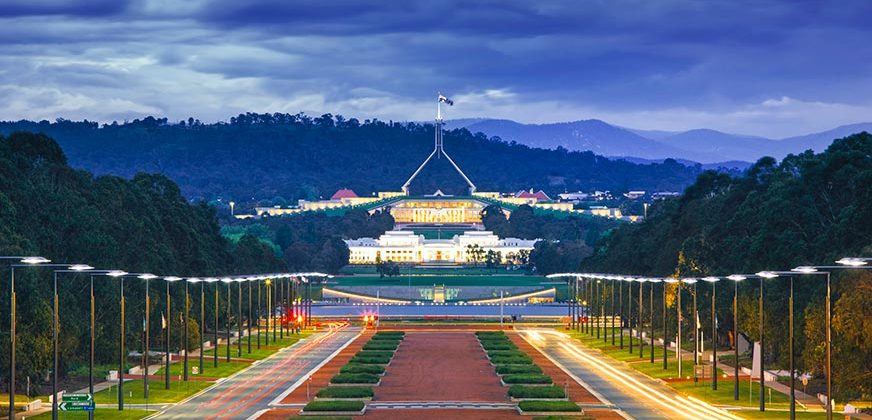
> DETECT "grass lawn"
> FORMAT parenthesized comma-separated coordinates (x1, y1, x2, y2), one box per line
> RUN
(28, 409, 154, 419)
(201, 331, 311, 360)
(154, 359, 250, 378)
(330, 274, 546, 287)
(733, 410, 827, 419)
(94, 380, 212, 404)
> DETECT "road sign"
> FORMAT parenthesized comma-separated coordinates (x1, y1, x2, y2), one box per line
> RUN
(60, 394, 94, 411)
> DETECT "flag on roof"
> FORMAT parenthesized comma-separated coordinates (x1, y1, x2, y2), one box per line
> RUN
(438, 94, 454, 106)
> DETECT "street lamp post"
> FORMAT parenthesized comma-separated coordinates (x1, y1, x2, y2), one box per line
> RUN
(628, 278, 634, 353)
(163, 277, 182, 389)
(183, 279, 190, 381)
(248, 278, 253, 353)
(207, 278, 219, 368)
(680, 278, 698, 379)
(257, 279, 262, 348)
(223, 278, 232, 362)
(665, 278, 678, 370)
(611, 277, 616, 346)
(194, 279, 205, 374)
(648, 278, 659, 364)
(756, 271, 786, 416)
(692, 279, 698, 383)
(702, 277, 719, 390)
(727, 275, 748, 401)
(5, 255, 51, 419)
(638, 278, 644, 359)
(237, 279, 243, 357)
(619, 276, 624, 349)
(138, 274, 157, 400)
(105, 270, 129, 410)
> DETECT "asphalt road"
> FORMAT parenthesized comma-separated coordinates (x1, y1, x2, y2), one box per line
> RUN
(516, 328, 742, 420)
(152, 327, 360, 420)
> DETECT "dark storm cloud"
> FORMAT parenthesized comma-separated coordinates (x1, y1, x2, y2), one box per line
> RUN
(0, 0, 871, 137)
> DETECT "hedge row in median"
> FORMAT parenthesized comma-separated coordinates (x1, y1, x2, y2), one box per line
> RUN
(315, 386, 374, 399)
(518, 400, 581, 413)
(302, 400, 366, 412)
(496, 365, 543, 375)
(330, 372, 381, 384)
(508, 385, 566, 399)
(502, 374, 553, 384)
(340, 364, 385, 375)
(330, 331, 404, 385)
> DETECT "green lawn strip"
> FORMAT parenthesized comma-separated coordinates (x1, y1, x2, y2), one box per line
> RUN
(303, 400, 366, 412)
(496, 365, 543, 375)
(518, 401, 581, 412)
(201, 332, 311, 360)
(349, 355, 391, 364)
(28, 409, 154, 419)
(154, 359, 250, 378)
(330, 373, 380, 384)
(356, 350, 394, 358)
(316, 387, 374, 399)
(93, 380, 212, 404)
(734, 411, 826, 419)
(671, 381, 792, 409)
(508, 385, 566, 399)
(490, 355, 533, 365)
(340, 364, 386, 375)
(502, 374, 553, 384)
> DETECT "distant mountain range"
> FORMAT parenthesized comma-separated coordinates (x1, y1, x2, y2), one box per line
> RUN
(444, 119, 872, 165)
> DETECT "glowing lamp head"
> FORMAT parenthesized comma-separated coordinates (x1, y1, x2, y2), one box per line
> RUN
(21, 256, 50, 264)
(701, 276, 719, 283)
(107, 270, 128, 277)
(138, 273, 158, 280)
(755, 271, 779, 279)
(791, 266, 818, 274)
(727, 275, 746, 281)
(69, 264, 94, 271)
(836, 257, 867, 267)
(680, 278, 697, 284)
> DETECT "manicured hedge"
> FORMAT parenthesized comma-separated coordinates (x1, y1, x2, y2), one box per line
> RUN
(356, 350, 394, 358)
(481, 342, 517, 351)
(532, 416, 593, 420)
(487, 350, 528, 358)
(476, 331, 506, 337)
(518, 401, 580, 412)
(363, 341, 400, 350)
(496, 365, 542, 375)
(490, 355, 533, 365)
(502, 374, 553, 384)
(374, 331, 404, 337)
(349, 355, 392, 364)
(508, 385, 566, 399)
(330, 373, 380, 384)
(370, 335, 403, 341)
(303, 400, 366, 412)
(340, 364, 385, 375)
(316, 386, 374, 398)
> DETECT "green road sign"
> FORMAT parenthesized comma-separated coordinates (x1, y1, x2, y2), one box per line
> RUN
(60, 394, 94, 411)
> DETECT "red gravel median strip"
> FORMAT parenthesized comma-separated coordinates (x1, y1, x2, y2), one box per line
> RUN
(373, 332, 509, 402)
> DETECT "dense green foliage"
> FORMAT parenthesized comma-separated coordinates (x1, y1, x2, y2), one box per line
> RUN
(482, 204, 619, 274)
(508, 385, 566, 399)
(584, 132, 872, 398)
(223, 209, 394, 273)
(0, 115, 703, 201)
(0, 132, 284, 394)
(348, 355, 391, 365)
(362, 341, 399, 351)
(315, 387, 374, 399)
(491, 355, 534, 365)
(496, 365, 543, 375)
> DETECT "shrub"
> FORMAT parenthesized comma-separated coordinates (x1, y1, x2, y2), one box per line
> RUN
(356, 350, 394, 358)
(508, 385, 565, 399)
(502, 374, 553, 384)
(518, 401, 580, 412)
(374, 331, 404, 337)
(487, 350, 528, 358)
(340, 364, 385, 375)
(481, 343, 517, 351)
(370, 335, 403, 341)
(316, 386, 374, 399)
(303, 400, 366, 412)
(363, 342, 399, 350)
(496, 365, 542, 375)
(490, 355, 533, 365)
(330, 373, 380, 384)
(349, 355, 391, 364)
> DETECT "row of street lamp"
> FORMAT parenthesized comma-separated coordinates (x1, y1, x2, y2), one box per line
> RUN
(549, 256, 869, 420)
(2, 255, 328, 420)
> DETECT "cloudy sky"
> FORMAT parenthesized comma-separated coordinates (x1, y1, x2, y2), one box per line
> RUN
(1, 0, 871, 137)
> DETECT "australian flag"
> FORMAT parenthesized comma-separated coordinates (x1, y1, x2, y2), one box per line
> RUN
(438, 94, 454, 106)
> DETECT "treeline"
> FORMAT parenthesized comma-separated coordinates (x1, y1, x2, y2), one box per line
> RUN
(222, 209, 395, 274)
(0, 114, 704, 202)
(481, 204, 622, 275)
(0, 132, 284, 394)
(583, 132, 872, 398)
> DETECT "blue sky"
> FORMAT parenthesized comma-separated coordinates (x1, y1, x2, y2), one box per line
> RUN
(1, 0, 870, 137)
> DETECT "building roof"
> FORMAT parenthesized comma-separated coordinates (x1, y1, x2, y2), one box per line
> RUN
(517, 189, 551, 201)
(331, 189, 359, 200)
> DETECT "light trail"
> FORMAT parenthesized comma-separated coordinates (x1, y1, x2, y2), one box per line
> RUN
(523, 329, 741, 420)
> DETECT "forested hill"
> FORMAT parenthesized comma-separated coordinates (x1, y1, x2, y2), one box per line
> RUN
(0, 114, 704, 202)
(582, 132, 872, 396)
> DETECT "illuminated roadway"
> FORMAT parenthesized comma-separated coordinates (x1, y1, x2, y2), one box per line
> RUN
(152, 327, 360, 420)
(517, 328, 743, 420)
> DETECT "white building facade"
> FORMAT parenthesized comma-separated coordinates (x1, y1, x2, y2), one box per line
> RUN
(345, 230, 539, 264)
